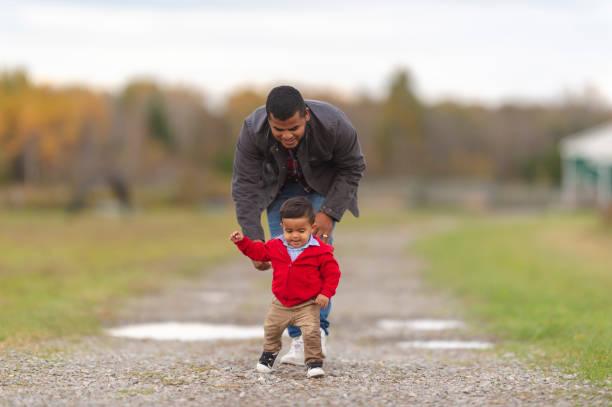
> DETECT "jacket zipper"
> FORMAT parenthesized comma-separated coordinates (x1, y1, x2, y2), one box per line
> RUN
(286, 263, 291, 299)
(277, 245, 293, 303)
(279, 244, 315, 303)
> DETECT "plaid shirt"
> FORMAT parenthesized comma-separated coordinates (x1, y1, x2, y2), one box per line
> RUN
(286, 148, 312, 193)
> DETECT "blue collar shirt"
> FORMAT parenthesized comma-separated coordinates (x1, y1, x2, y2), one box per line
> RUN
(279, 234, 319, 261)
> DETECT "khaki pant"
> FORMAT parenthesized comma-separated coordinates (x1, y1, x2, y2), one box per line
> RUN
(263, 298, 323, 365)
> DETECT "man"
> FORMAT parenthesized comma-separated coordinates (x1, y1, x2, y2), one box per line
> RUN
(231, 85, 365, 365)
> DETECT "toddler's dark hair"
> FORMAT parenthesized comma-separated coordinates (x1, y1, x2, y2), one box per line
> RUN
(279, 197, 315, 224)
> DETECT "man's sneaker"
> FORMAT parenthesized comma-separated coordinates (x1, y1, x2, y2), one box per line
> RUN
(280, 335, 305, 366)
(306, 362, 325, 378)
(255, 351, 278, 373)
(320, 328, 327, 358)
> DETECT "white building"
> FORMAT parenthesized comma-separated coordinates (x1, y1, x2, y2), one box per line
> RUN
(560, 122, 612, 208)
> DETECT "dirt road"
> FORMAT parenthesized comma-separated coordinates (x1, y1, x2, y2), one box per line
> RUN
(0, 224, 606, 406)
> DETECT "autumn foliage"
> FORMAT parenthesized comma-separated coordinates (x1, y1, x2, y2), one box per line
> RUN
(1, 69, 610, 206)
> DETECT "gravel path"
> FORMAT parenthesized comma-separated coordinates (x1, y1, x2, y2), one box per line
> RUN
(0, 223, 609, 406)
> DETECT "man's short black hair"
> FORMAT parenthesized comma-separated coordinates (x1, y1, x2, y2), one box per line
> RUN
(279, 197, 315, 224)
(266, 86, 306, 120)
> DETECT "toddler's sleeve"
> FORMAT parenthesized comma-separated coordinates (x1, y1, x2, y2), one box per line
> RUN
(319, 252, 341, 298)
(235, 237, 271, 262)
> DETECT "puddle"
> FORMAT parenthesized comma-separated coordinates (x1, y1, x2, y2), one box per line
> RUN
(398, 340, 493, 350)
(378, 319, 465, 331)
(107, 322, 263, 341)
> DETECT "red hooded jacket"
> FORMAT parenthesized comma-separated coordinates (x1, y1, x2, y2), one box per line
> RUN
(235, 236, 341, 307)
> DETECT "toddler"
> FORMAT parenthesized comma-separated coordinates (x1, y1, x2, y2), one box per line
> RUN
(230, 197, 341, 378)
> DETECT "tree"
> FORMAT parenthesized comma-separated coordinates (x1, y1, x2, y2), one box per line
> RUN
(218, 88, 266, 174)
(376, 69, 426, 175)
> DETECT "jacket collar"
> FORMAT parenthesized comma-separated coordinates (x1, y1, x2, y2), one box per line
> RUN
(271, 234, 332, 254)
(279, 233, 319, 250)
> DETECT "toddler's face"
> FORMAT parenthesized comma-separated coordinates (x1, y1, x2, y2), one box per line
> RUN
(281, 216, 313, 248)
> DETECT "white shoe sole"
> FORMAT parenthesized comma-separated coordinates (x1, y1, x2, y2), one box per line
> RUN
(255, 363, 272, 373)
(279, 354, 305, 366)
(307, 367, 325, 378)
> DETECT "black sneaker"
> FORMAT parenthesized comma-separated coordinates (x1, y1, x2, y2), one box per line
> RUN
(306, 362, 325, 378)
(255, 351, 278, 373)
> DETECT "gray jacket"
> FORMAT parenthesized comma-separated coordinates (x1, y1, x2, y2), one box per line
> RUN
(231, 100, 366, 241)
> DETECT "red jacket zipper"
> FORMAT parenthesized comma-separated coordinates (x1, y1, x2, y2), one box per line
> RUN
(279, 245, 293, 303)
(286, 262, 291, 302)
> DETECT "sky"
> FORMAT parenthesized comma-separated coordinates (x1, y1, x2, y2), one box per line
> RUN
(1, 0, 611, 106)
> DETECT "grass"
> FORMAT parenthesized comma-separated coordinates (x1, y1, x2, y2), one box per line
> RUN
(414, 211, 612, 384)
(2, 203, 610, 387)
(0, 208, 239, 347)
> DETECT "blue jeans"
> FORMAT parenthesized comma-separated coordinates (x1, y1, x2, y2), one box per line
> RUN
(267, 182, 335, 338)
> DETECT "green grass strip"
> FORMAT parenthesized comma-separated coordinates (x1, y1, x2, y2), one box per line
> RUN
(0, 209, 238, 346)
(414, 212, 612, 384)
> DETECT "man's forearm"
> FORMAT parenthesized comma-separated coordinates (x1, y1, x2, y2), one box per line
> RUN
(321, 118, 365, 219)
(232, 175, 266, 240)
(235, 206, 265, 241)
(319, 169, 363, 221)
(232, 121, 267, 241)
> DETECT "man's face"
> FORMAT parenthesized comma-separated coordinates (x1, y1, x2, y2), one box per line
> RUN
(281, 216, 313, 248)
(268, 108, 310, 149)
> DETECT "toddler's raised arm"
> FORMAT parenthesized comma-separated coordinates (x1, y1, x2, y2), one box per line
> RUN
(233, 236, 271, 263)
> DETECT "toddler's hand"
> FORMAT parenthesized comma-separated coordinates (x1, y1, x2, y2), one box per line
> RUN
(229, 231, 244, 242)
(315, 294, 329, 310)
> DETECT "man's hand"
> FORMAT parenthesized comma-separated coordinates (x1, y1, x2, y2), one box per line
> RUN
(252, 260, 271, 271)
(251, 239, 271, 270)
(229, 231, 244, 242)
(313, 212, 333, 244)
(315, 294, 329, 309)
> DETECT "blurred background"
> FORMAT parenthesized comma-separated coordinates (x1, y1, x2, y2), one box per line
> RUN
(1, 0, 611, 383)
(1, 0, 611, 213)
